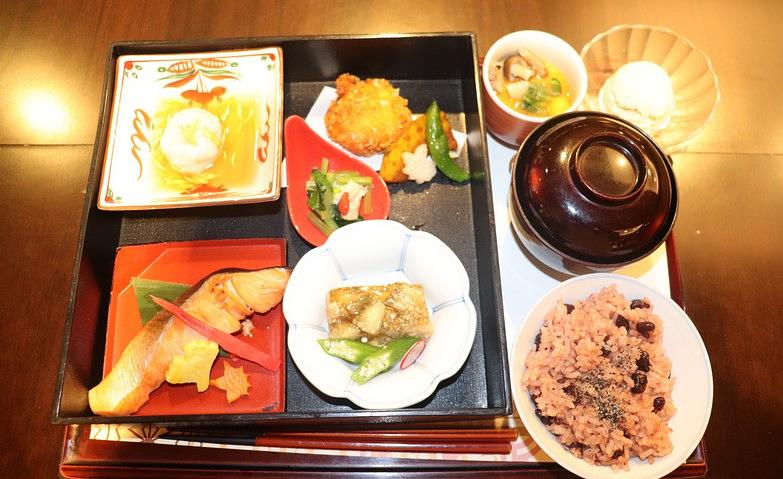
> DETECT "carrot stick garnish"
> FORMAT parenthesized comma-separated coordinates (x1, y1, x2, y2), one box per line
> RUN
(150, 296, 280, 371)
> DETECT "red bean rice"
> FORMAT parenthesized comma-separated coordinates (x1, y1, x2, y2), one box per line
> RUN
(522, 286, 675, 469)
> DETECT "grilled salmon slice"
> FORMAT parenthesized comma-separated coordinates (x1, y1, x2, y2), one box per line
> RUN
(88, 267, 290, 416)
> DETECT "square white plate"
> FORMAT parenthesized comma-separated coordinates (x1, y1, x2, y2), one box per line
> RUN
(98, 47, 283, 210)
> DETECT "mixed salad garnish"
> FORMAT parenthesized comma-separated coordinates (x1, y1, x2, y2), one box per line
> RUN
(306, 158, 373, 236)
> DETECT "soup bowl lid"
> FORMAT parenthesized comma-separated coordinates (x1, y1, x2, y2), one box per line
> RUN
(511, 111, 678, 266)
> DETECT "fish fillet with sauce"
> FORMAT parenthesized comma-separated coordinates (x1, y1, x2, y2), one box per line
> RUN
(326, 282, 432, 346)
(88, 268, 290, 416)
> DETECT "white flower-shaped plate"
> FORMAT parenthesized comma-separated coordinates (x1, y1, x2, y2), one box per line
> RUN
(282, 220, 477, 409)
(98, 47, 283, 210)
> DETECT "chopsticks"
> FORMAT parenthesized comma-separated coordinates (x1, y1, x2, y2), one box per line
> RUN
(261, 428, 518, 442)
(256, 428, 517, 454)
(165, 427, 518, 455)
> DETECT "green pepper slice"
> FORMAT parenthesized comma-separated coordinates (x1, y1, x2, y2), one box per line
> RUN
(425, 101, 470, 182)
(318, 338, 380, 364)
(351, 336, 420, 384)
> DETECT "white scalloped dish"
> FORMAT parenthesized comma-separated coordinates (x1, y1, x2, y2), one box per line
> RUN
(580, 25, 719, 153)
(282, 220, 477, 409)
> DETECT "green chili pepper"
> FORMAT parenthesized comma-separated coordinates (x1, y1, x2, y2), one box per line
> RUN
(318, 338, 380, 364)
(351, 336, 420, 384)
(425, 101, 470, 182)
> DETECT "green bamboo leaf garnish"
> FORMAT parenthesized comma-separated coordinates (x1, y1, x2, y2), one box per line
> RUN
(132, 277, 190, 326)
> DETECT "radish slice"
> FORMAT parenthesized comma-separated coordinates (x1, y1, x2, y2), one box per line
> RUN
(399, 338, 427, 370)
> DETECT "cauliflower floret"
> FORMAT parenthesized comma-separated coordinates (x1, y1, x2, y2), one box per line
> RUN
(401, 144, 436, 184)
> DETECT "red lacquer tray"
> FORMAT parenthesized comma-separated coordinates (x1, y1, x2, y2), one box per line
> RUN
(58, 425, 707, 478)
(103, 238, 287, 416)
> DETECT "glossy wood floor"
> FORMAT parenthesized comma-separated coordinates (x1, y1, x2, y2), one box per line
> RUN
(1, 1, 781, 477)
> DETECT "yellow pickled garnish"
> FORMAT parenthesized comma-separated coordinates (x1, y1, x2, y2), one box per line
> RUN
(165, 339, 219, 392)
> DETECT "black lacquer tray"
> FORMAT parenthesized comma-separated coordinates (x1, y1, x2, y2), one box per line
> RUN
(53, 33, 511, 427)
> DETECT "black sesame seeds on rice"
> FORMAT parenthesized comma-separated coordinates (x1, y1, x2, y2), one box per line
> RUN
(522, 286, 675, 469)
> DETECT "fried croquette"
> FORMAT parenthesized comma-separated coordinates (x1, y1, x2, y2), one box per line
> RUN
(325, 74, 412, 156)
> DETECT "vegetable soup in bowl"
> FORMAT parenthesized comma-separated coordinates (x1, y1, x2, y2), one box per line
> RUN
(482, 30, 587, 147)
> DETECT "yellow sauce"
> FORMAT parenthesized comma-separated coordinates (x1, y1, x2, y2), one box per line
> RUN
(496, 62, 572, 117)
(150, 96, 260, 193)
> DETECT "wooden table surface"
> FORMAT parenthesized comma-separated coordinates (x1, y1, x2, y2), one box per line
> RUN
(1, 1, 781, 477)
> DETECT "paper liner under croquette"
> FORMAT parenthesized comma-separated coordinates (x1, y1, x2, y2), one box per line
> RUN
(325, 74, 412, 156)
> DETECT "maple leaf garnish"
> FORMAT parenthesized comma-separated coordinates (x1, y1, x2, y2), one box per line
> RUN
(210, 362, 251, 403)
